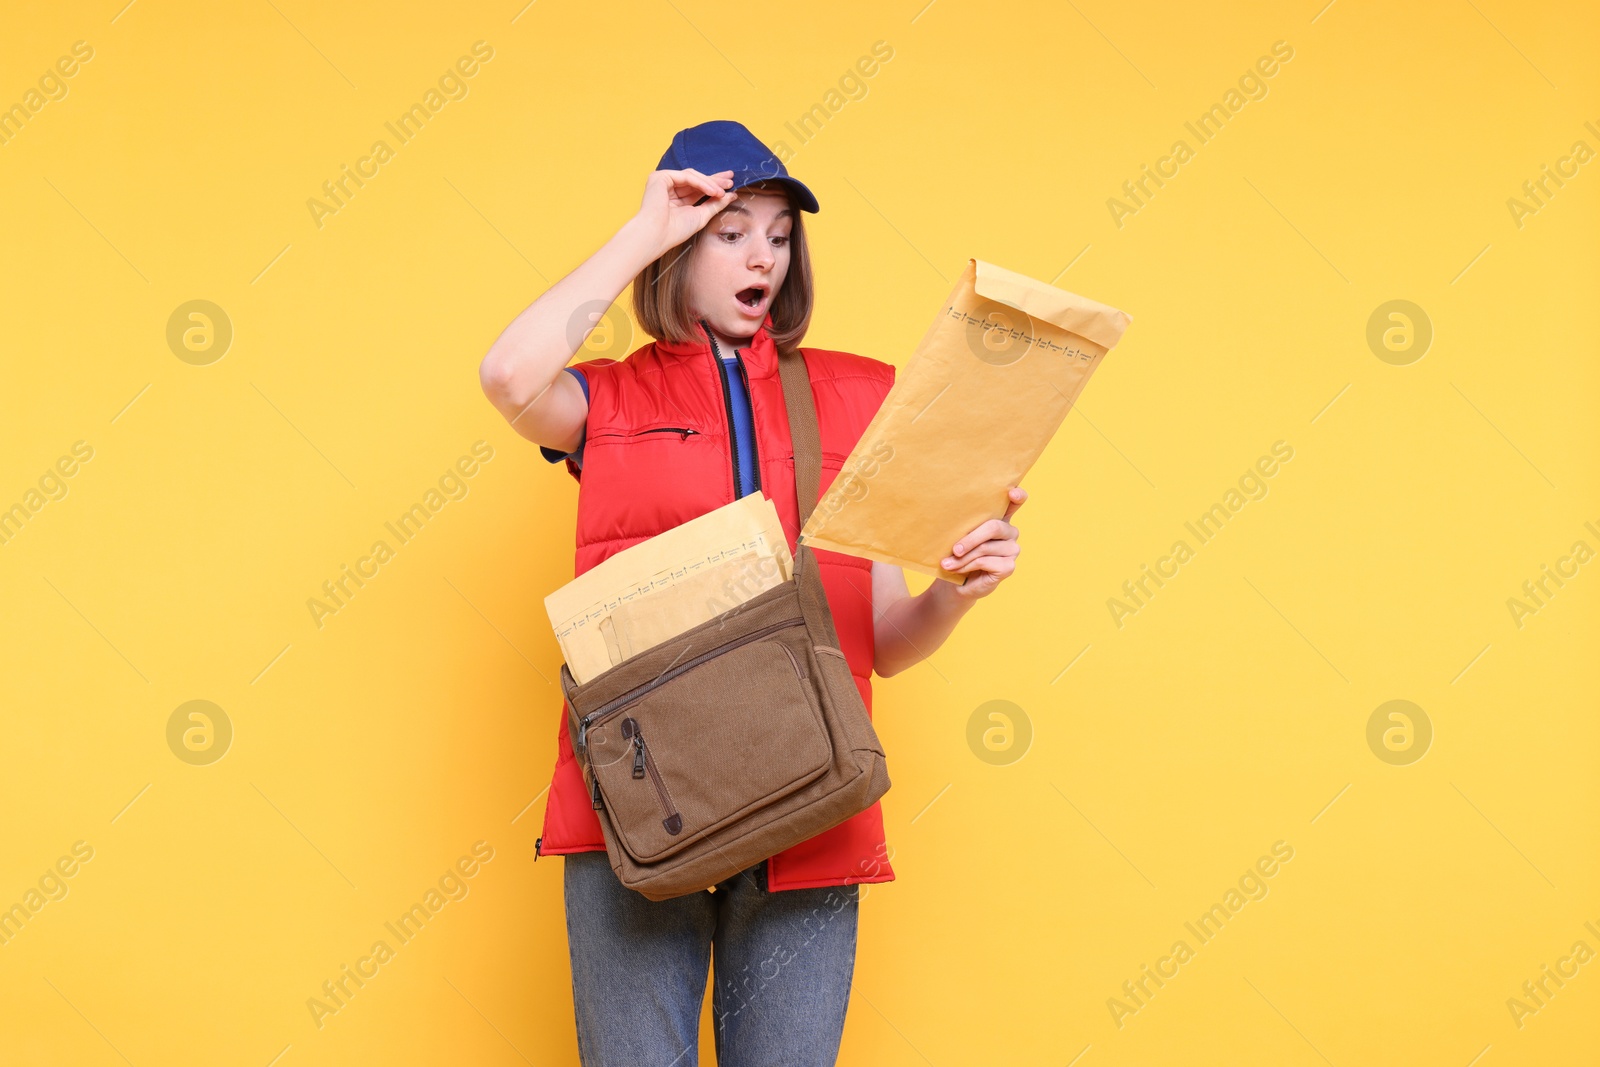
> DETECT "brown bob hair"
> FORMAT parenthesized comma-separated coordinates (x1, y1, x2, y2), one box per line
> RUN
(630, 181, 814, 355)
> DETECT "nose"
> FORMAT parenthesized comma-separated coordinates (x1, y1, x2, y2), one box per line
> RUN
(746, 235, 774, 271)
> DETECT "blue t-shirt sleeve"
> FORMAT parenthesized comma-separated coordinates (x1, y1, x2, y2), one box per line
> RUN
(538, 366, 589, 467)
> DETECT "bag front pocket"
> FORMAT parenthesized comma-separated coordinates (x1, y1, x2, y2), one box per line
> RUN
(580, 619, 832, 863)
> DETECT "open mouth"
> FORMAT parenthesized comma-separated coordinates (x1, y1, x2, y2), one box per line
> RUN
(735, 285, 768, 311)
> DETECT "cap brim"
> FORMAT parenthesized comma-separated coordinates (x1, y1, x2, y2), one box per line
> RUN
(734, 171, 819, 213)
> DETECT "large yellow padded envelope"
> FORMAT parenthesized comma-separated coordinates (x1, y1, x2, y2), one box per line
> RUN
(799, 258, 1133, 582)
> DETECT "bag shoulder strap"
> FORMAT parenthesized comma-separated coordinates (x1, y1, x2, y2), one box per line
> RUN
(774, 348, 848, 646)
(776, 348, 823, 525)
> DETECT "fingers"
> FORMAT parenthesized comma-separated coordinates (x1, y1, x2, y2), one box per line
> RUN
(941, 537, 1020, 573)
(946, 551, 1018, 583)
(1001, 485, 1028, 522)
(949, 518, 1019, 557)
(939, 488, 1025, 591)
(694, 188, 738, 210)
(661, 168, 735, 199)
(946, 488, 1027, 559)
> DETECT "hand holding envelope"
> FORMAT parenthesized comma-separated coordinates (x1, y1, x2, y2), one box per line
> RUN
(799, 259, 1133, 582)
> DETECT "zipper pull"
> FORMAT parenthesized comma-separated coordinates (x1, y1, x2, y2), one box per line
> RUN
(632, 734, 646, 779)
(590, 773, 605, 811)
(576, 716, 590, 756)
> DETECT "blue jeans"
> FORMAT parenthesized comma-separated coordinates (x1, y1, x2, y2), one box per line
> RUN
(563, 851, 860, 1066)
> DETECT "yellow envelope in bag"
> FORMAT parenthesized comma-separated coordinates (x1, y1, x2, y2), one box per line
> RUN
(799, 258, 1132, 581)
(598, 550, 783, 665)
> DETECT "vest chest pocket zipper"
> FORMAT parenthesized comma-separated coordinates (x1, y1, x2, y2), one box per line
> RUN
(592, 426, 702, 441)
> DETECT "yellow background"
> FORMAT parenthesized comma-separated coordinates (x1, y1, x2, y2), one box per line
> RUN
(2, 0, 1596, 1063)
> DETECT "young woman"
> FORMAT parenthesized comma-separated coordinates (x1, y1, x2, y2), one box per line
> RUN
(479, 120, 1026, 1066)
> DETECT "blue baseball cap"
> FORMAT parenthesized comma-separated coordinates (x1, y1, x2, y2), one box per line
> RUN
(656, 119, 820, 213)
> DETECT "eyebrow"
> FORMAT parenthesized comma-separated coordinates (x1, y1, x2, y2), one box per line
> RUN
(719, 203, 794, 221)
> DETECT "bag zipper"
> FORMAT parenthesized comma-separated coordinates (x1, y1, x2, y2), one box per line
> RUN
(621, 717, 683, 835)
(575, 617, 806, 756)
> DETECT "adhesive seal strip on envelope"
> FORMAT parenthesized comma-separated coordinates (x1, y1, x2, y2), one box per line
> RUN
(546, 493, 793, 685)
(799, 258, 1132, 582)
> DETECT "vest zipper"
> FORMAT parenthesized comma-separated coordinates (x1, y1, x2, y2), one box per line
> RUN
(702, 321, 744, 501)
(575, 617, 807, 755)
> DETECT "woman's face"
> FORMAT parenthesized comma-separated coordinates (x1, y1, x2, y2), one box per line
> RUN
(687, 186, 793, 347)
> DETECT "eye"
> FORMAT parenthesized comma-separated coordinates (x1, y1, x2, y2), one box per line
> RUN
(770, 235, 789, 247)
(719, 231, 741, 243)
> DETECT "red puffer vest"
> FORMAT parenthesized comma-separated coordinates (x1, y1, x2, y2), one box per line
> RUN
(537, 315, 898, 892)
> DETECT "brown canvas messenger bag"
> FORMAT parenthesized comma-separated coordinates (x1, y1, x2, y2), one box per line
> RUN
(557, 348, 892, 901)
